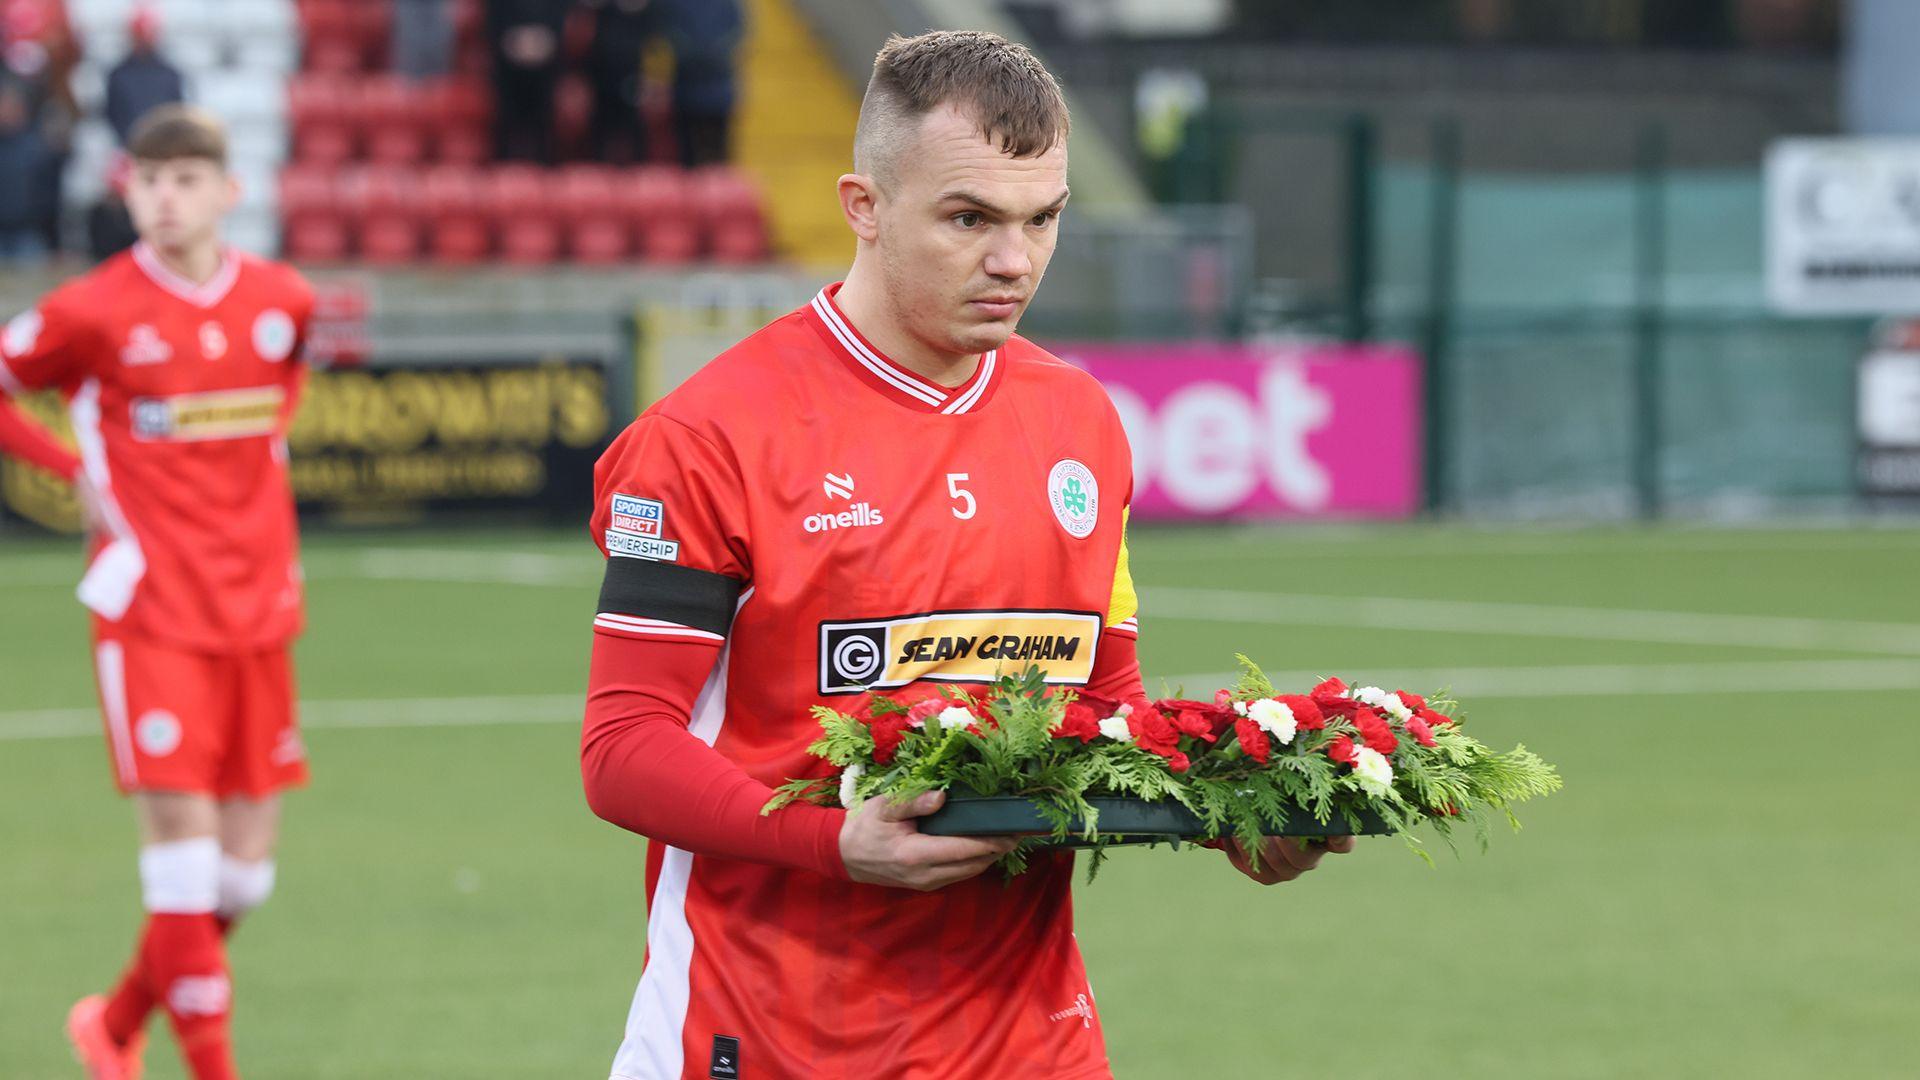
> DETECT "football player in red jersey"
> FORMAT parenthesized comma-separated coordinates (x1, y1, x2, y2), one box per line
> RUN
(0, 105, 314, 1080)
(579, 31, 1354, 1079)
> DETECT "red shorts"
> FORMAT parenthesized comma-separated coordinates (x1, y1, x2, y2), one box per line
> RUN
(90, 628, 309, 799)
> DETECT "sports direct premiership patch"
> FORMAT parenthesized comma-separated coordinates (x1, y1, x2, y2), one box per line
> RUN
(606, 493, 679, 562)
(610, 494, 664, 537)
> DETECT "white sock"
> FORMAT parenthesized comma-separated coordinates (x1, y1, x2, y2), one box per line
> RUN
(138, 838, 221, 914)
(217, 856, 277, 920)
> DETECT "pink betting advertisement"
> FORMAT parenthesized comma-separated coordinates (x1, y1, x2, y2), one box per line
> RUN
(1056, 343, 1423, 520)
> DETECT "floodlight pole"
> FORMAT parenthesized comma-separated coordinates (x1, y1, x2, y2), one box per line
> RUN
(1422, 116, 1461, 515)
(1631, 123, 1668, 521)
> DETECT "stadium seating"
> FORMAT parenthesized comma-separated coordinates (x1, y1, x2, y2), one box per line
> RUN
(422, 165, 491, 265)
(269, 0, 771, 265)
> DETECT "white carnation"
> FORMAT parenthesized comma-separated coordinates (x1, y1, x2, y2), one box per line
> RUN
(937, 706, 976, 730)
(1231, 700, 1249, 716)
(1114, 702, 1134, 719)
(1353, 685, 1413, 722)
(1098, 716, 1132, 742)
(839, 762, 865, 809)
(1350, 746, 1394, 797)
(1246, 698, 1297, 745)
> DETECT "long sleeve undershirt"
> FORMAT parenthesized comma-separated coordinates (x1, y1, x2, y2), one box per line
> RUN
(0, 396, 80, 481)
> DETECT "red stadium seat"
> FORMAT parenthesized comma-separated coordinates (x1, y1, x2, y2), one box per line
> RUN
(557, 166, 631, 264)
(690, 168, 769, 263)
(428, 80, 493, 165)
(279, 166, 349, 263)
(423, 166, 492, 265)
(341, 167, 424, 266)
(348, 0, 393, 58)
(300, 0, 361, 74)
(362, 77, 427, 166)
(288, 77, 355, 166)
(709, 220, 770, 264)
(488, 166, 561, 265)
(690, 166, 764, 226)
(620, 168, 698, 263)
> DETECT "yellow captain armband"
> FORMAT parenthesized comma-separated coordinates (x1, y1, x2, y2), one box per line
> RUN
(1107, 506, 1137, 628)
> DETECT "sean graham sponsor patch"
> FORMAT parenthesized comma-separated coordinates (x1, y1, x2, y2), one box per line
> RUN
(818, 609, 1102, 694)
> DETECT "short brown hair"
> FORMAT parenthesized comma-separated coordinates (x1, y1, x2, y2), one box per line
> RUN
(854, 31, 1069, 184)
(128, 105, 228, 167)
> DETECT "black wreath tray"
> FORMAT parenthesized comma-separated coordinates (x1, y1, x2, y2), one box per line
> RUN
(919, 795, 1393, 847)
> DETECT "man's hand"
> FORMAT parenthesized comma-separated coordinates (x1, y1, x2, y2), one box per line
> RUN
(1225, 835, 1356, 885)
(839, 790, 1018, 892)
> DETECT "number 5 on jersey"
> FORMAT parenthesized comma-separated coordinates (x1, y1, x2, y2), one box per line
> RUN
(947, 473, 976, 520)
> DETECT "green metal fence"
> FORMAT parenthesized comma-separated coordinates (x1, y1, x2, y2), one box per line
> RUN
(1170, 105, 1873, 519)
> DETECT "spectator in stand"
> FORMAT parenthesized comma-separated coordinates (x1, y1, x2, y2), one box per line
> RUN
(1, 0, 77, 252)
(392, 0, 455, 80)
(584, 0, 655, 164)
(660, 0, 741, 167)
(105, 6, 183, 146)
(0, 67, 50, 260)
(486, 0, 570, 163)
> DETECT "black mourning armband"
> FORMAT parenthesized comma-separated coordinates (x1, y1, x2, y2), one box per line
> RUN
(596, 557, 744, 636)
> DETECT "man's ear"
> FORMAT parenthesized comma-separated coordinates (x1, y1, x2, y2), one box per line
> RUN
(838, 173, 881, 243)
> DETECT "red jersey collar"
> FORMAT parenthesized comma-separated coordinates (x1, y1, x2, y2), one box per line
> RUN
(132, 242, 240, 309)
(807, 283, 1000, 415)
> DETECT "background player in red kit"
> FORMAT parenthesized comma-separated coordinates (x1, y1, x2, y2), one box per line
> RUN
(579, 32, 1354, 1079)
(0, 106, 315, 1080)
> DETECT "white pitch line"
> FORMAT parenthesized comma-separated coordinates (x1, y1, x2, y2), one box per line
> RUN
(345, 548, 596, 587)
(1140, 587, 1920, 657)
(1157, 658, 1920, 700)
(1130, 528, 1920, 561)
(0, 693, 583, 742)
(6, 658, 1920, 743)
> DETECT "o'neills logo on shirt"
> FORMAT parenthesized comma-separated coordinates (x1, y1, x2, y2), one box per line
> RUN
(803, 501, 884, 533)
(818, 609, 1101, 694)
(130, 386, 285, 442)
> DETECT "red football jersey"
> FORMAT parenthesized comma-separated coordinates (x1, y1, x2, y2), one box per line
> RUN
(0, 243, 315, 650)
(590, 284, 1138, 1079)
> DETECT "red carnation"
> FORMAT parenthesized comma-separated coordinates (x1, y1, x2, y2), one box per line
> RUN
(1416, 705, 1453, 728)
(1396, 690, 1426, 711)
(868, 711, 912, 764)
(1310, 677, 1359, 718)
(1352, 706, 1398, 755)
(1129, 707, 1182, 759)
(1325, 733, 1358, 765)
(1234, 717, 1271, 765)
(1056, 701, 1101, 742)
(1166, 751, 1191, 773)
(1215, 689, 1235, 708)
(906, 697, 947, 727)
(966, 695, 997, 727)
(1406, 715, 1437, 748)
(1171, 707, 1218, 743)
(1278, 694, 1325, 731)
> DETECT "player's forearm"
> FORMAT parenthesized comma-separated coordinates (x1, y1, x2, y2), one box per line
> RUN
(0, 397, 81, 481)
(581, 635, 847, 878)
